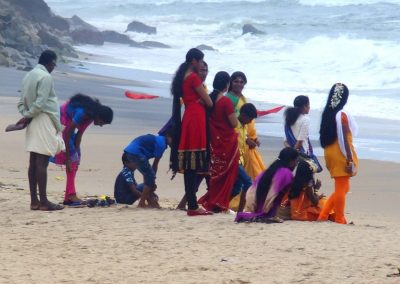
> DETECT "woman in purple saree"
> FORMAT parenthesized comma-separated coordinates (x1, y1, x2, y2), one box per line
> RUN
(235, 147, 299, 223)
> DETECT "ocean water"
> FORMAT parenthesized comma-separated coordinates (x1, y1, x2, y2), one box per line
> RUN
(46, 0, 400, 162)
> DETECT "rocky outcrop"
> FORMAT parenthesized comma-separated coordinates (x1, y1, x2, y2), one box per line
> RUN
(242, 24, 266, 35)
(0, 0, 77, 68)
(67, 15, 98, 32)
(0, 0, 171, 68)
(126, 21, 156, 34)
(196, 44, 217, 51)
(70, 29, 104, 45)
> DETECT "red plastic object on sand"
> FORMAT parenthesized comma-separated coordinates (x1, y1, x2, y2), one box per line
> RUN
(125, 91, 159, 100)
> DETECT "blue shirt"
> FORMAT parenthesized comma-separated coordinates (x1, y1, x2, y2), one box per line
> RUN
(124, 134, 167, 159)
(114, 166, 138, 202)
(66, 104, 86, 125)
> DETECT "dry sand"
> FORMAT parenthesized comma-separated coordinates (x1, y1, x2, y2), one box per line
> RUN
(0, 66, 399, 284)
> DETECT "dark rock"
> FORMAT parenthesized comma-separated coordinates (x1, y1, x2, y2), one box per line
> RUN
(67, 15, 98, 32)
(126, 21, 156, 34)
(101, 30, 136, 45)
(242, 24, 265, 35)
(46, 16, 69, 31)
(196, 44, 217, 51)
(71, 29, 104, 45)
(129, 42, 145, 48)
(38, 29, 64, 49)
(141, 41, 170, 49)
(11, 0, 69, 31)
(0, 52, 10, 66)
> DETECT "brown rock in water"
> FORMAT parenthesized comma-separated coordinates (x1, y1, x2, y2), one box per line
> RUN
(140, 41, 170, 49)
(71, 29, 104, 45)
(102, 30, 136, 45)
(126, 21, 156, 34)
(242, 24, 266, 35)
(196, 44, 217, 51)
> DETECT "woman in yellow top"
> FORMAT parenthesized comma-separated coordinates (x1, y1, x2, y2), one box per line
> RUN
(226, 71, 266, 180)
(317, 83, 358, 224)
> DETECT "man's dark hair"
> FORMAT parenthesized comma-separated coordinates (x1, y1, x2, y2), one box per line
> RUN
(240, 103, 258, 119)
(122, 152, 129, 164)
(38, 50, 57, 65)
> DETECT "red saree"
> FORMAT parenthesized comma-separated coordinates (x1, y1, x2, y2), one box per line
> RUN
(199, 97, 239, 211)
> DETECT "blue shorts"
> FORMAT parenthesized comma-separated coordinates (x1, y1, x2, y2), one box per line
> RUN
(125, 152, 156, 187)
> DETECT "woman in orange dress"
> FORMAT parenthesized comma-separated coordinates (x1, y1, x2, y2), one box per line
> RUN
(289, 161, 330, 221)
(317, 83, 358, 224)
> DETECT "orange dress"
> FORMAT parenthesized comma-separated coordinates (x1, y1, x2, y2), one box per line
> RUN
(290, 188, 328, 221)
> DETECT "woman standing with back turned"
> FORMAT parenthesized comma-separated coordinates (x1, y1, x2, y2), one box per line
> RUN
(317, 83, 358, 224)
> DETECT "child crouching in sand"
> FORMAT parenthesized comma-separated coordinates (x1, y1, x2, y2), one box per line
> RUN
(116, 132, 172, 208)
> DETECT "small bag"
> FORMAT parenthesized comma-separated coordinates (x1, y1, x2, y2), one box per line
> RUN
(298, 152, 323, 173)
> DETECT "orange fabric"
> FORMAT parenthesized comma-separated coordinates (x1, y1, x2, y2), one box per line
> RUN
(290, 190, 326, 221)
(317, 176, 350, 224)
(324, 113, 358, 178)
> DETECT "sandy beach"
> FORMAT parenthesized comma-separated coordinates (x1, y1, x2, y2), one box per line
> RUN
(0, 65, 399, 284)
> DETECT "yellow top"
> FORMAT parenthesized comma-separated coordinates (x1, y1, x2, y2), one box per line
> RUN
(324, 113, 358, 178)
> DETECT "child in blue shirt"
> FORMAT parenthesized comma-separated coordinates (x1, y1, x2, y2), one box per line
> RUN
(114, 153, 144, 205)
(116, 133, 172, 208)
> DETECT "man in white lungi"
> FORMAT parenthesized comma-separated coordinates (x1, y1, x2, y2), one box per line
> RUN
(18, 50, 65, 211)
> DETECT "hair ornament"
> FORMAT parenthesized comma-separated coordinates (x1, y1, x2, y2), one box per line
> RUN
(330, 83, 344, 109)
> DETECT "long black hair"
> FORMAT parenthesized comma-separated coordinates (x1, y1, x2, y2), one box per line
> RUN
(289, 160, 313, 199)
(228, 71, 247, 92)
(209, 71, 230, 110)
(169, 48, 204, 173)
(319, 83, 349, 148)
(284, 95, 309, 127)
(69, 93, 113, 124)
(255, 147, 299, 205)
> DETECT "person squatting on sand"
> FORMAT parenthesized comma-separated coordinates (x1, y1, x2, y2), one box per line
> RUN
(17, 50, 65, 211)
(170, 48, 214, 216)
(198, 71, 240, 212)
(288, 160, 332, 221)
(317, 83, 358, 224)
(117, 132, 173, 208)
(235, 147, 299, 223)
(51, 94, 113, 205)
(226, 71, 266, 180)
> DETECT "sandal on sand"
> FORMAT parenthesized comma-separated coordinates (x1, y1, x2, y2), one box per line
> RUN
(63, 200, 87, 206)
(187, 208, 213, 216)
(30, 204, 40, 211)
(40, 202, 64, 211)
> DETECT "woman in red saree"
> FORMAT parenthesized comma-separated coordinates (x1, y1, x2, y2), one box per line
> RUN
(199, 71, 239, 212)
